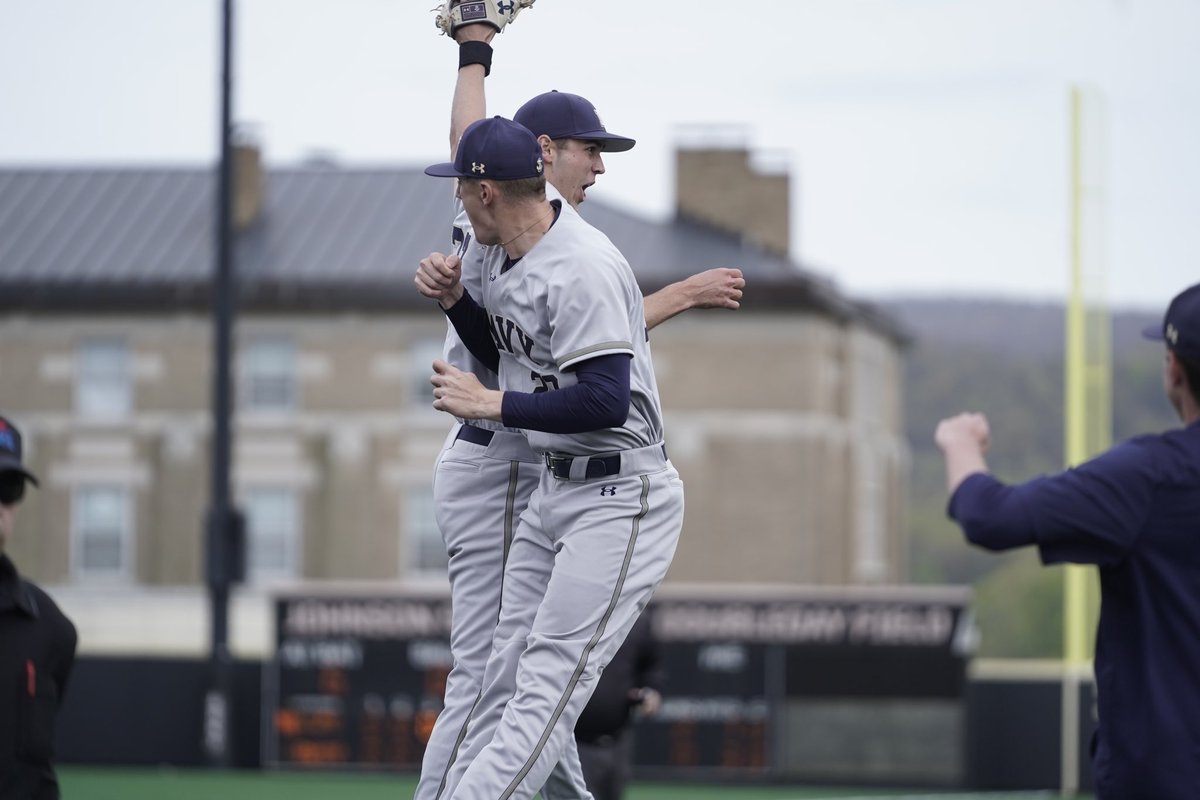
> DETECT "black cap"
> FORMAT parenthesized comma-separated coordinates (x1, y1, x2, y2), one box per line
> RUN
(514, 91, 636, 152)
(0, 415, 39, 486)
(1143, 283, 1200, 361)
(426, 116, 545, 180)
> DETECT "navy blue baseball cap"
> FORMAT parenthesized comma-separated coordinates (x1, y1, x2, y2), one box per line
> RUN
(513, 91, 636, 152)
(425, 116, 545, 180)
(1143, 283, 1200, 361)
(0, 415, 38, 485)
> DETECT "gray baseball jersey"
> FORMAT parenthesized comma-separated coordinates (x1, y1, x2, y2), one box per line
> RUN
(415, 190, 594, 800)
(441, 197, 685, 800)
(479, 199, 666, 455)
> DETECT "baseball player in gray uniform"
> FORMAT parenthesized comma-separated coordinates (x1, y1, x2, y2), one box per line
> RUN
(418, 114, 685, 800)
(415, 22, 743, 800)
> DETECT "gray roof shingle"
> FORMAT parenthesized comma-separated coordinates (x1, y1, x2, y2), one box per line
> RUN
(0, 166, 903, 339)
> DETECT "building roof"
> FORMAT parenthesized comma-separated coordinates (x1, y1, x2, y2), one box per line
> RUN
(0, 165, 904, 339)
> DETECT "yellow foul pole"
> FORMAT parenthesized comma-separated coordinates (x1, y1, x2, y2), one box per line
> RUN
(1062, 84, 1110, 796)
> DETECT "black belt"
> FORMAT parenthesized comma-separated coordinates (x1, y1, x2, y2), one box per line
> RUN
(544, 453, 621, 480)
(456, 425, 495, 446)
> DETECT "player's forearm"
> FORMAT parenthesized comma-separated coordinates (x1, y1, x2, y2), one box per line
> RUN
(450, 63, 488, 157)
(442, 289, 500, 373)
(942, 443, 989, 496)
(501, 355, 631, 433)
(501, 386, 628, 433)
(644, 268, 745, 330)
(643, 284, 691, 330)
(448, 29, 493, 157)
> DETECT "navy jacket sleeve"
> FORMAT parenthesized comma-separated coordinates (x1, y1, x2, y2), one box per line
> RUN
(501, 354, 631, 434)
(948, 438, 1158, 567)
(442, 289, 499, 374)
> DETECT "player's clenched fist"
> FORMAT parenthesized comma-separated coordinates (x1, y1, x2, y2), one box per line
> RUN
(430, 359, 503, 421)
(684, 267, 746, 310)
(934, 412, 991, 454)
(415, 253, 466, 308)
(934, 412, 991, 495)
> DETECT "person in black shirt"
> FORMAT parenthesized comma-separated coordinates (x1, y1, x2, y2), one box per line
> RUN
(0, 415, 77, 800)
(574, 612, 664, 800)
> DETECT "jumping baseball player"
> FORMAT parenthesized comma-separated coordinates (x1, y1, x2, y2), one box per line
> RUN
(416, 6, 742, 800)
(418, 114, 685, 800)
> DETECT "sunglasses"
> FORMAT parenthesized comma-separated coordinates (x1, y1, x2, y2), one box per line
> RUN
(0, 474, 26, 506)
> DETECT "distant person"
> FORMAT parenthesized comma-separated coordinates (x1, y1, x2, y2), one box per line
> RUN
(0, 415, 78, 800)
(574, 612, 664, 800)
(935, 283, 1200, 800)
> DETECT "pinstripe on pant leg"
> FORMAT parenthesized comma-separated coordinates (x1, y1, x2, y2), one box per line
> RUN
(447, 465, 684, 800)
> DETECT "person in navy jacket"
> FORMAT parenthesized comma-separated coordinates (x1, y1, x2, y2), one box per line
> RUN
(935, 283, 1200, 800)
(0, 415, 77, 800)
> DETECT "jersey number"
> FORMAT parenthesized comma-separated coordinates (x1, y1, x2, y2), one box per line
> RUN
(531, 371, 560, 394)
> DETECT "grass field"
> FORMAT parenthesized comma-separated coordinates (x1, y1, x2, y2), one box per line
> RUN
(58, 767, 1092, 800)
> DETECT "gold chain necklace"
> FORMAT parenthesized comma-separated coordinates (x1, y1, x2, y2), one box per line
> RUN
(499, 205, 554, 249)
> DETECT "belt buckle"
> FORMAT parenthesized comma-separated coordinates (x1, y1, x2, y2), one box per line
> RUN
(544, 453, 570, 479)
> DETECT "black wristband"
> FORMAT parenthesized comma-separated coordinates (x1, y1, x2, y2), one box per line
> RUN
(458, 40, 493, 77)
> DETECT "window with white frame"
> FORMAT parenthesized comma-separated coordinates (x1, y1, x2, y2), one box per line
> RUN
(75, 338, 131, 418)
(72, 485, 133, 579)
(241, 338, 296, 412)
(243, 487, 301, 581)
(409, 338, 445, 409)
(405, 486, 446, 575)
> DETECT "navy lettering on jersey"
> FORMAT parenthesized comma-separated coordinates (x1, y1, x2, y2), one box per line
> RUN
(455, 229, 472, 259)
(531, 372, 559, 393)
(488, 314, 535, 358)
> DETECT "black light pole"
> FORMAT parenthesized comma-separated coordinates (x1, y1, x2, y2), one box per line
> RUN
(205, 0, 237, 768)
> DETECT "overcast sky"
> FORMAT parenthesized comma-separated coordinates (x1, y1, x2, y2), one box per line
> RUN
(2, 0, 1196, 311)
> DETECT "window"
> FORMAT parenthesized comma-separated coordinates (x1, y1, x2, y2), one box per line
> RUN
(75, 338, 131, 417)
(243, 487, 300, 581)
(409, 338, 445, 409)
(405, 486, 446, 575)
(242, 338, 296, 412)
(72, 485, 133, 579)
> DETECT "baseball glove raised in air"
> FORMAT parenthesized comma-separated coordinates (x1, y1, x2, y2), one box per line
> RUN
(434, 0, 536, 38)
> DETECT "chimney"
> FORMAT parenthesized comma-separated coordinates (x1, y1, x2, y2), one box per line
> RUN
(674, 126, 791, 257)
(233, 136, 265, 232)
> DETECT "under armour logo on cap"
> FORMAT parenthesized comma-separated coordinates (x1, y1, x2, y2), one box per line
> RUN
(425, 117, 545, 182)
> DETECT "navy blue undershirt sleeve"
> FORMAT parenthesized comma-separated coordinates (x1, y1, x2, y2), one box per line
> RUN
(442, 288, 499, 374)
(501, 354, 631, 433)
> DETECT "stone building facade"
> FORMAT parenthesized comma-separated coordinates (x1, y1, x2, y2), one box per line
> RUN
(0, 148, 907, 654)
